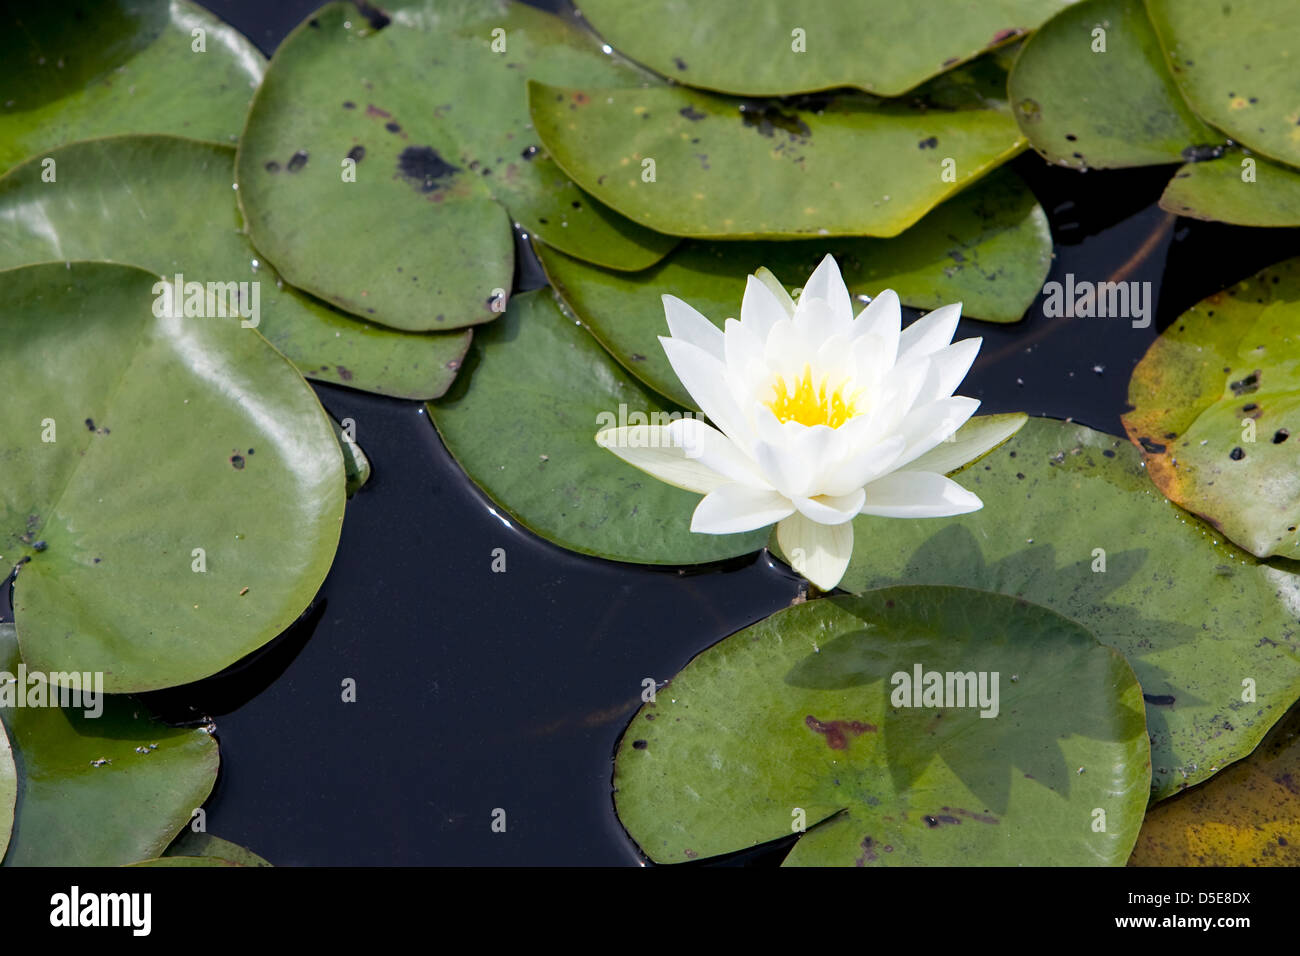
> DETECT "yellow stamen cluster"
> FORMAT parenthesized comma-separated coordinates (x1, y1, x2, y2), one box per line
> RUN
(766, 365, 860, 429)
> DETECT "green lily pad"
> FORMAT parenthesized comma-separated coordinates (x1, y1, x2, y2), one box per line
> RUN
(0, 135, 470, 400)
(0, 714, 13, 860)
(577, 0, 1076, 97)
(1159, 151, 1300, 226)
(330, 415, 371, 497)
(1146, 0, 1300, 169)
(1123, 262, 1300, 559)
(1008, 0, 1222, 169)
(0, 0, 263, 172)
(428, 289, 767, 564)
(1, 261, 345, 692)
(804, 417, 1300, 800)
(528, 77, 1026, 239)
(0, 624, 220, 867)
(538, 168, 1050, 408)
(614, 587, 1149, 866)
(236, 0, 676, 334)
(162, 831, 272, 866)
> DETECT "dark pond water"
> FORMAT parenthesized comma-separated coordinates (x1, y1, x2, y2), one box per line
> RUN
(38, 0, 1300, 866)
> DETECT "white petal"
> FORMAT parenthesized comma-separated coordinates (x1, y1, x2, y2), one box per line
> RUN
(798, 254, 854, 331)
(898, 302, 962, 363)
(763, 317, 814, 373)
(789, 424, 842, 493)
(794, 489, 866, 525)
(662, 294, 724, 360)
(847, 328, 896, 388)
(859, 471, 984, 518)
(791, 295, 841, 346)
(667, 418, 768, 487)
(907, 413, 1027, 476)
(916, 336, 981, 405)
(875, 355, 932, 423)
(755, 435, 815, 500)
(775, 512, 854, 590)
(754, 267, 796, 317)
(742, 273, 792, 337)
(814, 331, 855, 379)
(819, 434, 906, 497)
(723, 316, 766, 378)
(595, 426, 730, 494)
(658, 336, 748, 440)
(849, 288, 901, 362)
(892, 396, 980, 469)
(691, 483, 794, 534)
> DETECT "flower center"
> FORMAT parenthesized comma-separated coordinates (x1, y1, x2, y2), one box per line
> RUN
(766, 365, 861, 428)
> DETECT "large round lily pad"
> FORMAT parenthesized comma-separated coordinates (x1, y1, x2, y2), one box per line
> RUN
(1123, 260, 1300, 559)
(806, 417, 1300, 799)
(577, 0, 1077, 97)
(0, 262, 345, 692)
(0, 135, 470, 400)
(615, 587, 1149, 866)
(1129, 699, 1300, 865)
(237, 0, 676, 334)
(528, 77, 1025, 238)
(1160, 152, 1300, 227)
(428, 289, 768, 564)
(1008, 0, 1222, 169)
(1146, 0, 1300, 169)
(0, 624, 219, 867)
(0, 0, 263, 172)
(538, 168, 1050, 407)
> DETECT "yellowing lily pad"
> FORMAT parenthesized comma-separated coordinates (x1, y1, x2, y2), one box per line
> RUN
(0, 624, 219, 867)
(577, 0, 1078, 97)
(1130, 699, 1300, 865)
(528, 78, 1026, 238)
(0, 716, 13, 860)
(428, 289, 768, 564)
(1159, 151, 1300, 226)
(615, 587, 1149, 866)
(539, 168, 1050, 408)
(236, 0, 676, 333)
(1008, 0, 1222, 169)
(1, 262, 345, 692)
(1123, 261, 1300, 559)
(1146, 0, 1300, 169)
(0, 135, 470, 400)
(813, 417, 1300, 800)
(0, 0, 263, 172)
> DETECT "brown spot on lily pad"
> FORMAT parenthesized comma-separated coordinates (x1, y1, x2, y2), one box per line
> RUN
(805, 715, 876, 750)
(855, 836, 878, 865)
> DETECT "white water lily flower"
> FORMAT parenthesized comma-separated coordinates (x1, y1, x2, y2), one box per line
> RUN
(597, 254, 1006, 591)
